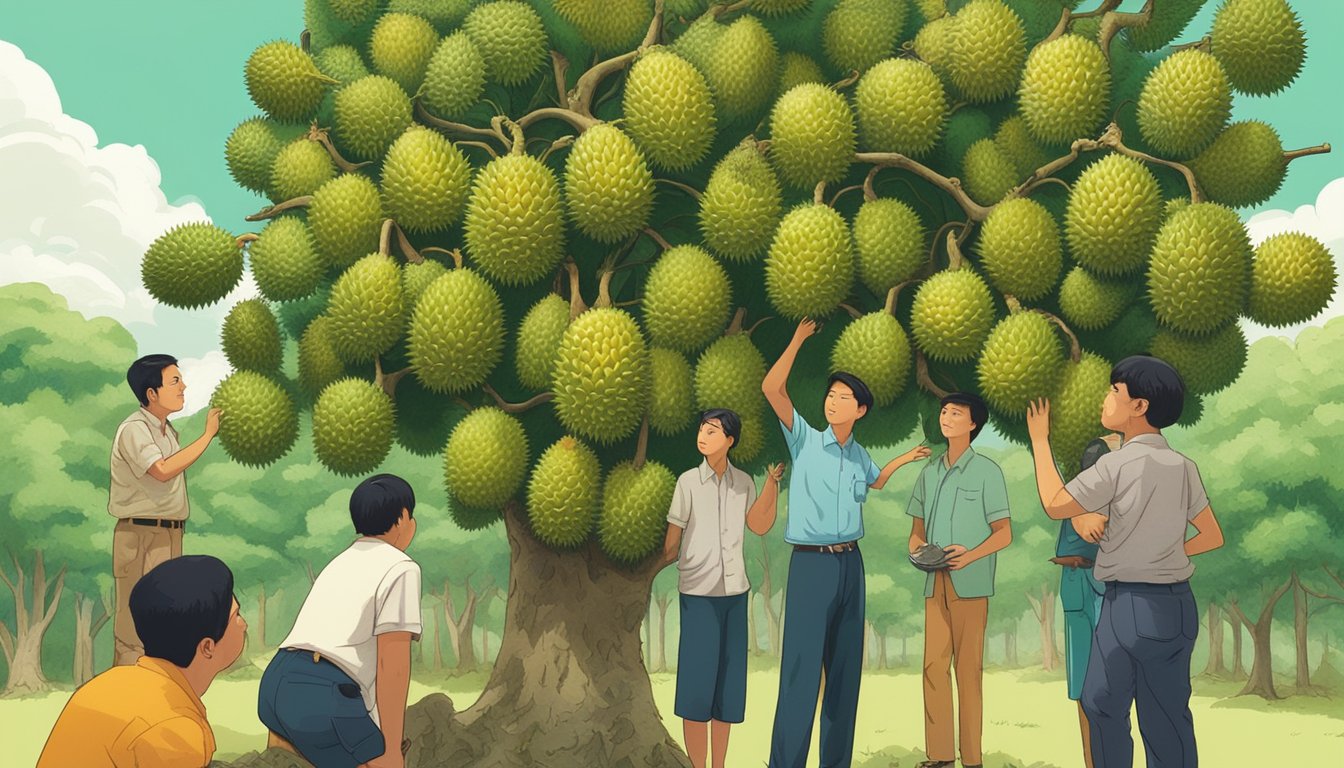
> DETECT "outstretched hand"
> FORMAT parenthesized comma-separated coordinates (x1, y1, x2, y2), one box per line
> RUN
(204, 407, 223, 438)
(1026, 398, 1051, 443)
(900, 444, 933, 464)
(792, 317, 821, 344)
(765, 463, 786, 484)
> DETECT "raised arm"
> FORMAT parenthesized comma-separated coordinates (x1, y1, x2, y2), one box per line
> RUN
(746, 463, 785, 535)
(763, 318, 819, 430)
(1026, 399, 1093, 519)
(145, 408, 222, 482)
(870, 445, 932, 490)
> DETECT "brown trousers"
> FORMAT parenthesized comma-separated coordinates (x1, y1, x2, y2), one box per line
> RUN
(112, 520, 184, 666)
(923, 570, 989, 765)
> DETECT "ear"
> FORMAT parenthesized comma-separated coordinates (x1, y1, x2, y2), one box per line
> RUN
(145, 387, 157, 404)
(197, 635, 216, 662)
(856, 404, 869, 420)
(1132, 398, 1150, 418)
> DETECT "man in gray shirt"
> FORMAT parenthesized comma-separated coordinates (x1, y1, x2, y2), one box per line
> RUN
(1026, 355, 1224, 768)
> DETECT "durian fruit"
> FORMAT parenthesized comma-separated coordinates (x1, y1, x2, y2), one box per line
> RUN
(976, 311, 1066, 418)
(1164, 196, 1191, 220)
(768, 83, 856, 189)
(962, 138, 1017, 205)
(699, 142, 782, 262)
(555, 0, 652, 53)
(939, 106, 992, 176)
(650, 348, 696, 435)
(994, 115, 1050, 178)
(911, 268, 996, 362)
(421, 32, 487, 119)
(333, 75, 413, 161)
(244, 41, 331, 123)
(464, 153, 566, 285)
(313, 378, 395, 475)
(754, 0, 811, 15)
(527, 436, 600, 548)
(855, 58, 948, 156)
(914, 0, 946, 22)
(314, 45, 371, 126)
(765, 203, 855, 319)
(564, 125, 655, 243)
(269, 138, 336, 201)
(306, 0, 381, 53)
(623, 49, 717, 171)
(1137, 50, 1232, 157)
(1150, 323, 1248, 395)
(553, 308, 650, 443)
(390, 0, 475, 32)
(667, 0, 710, 18)
(515, 294, 570, 390)
(732, 407, 768, 462)
(210, 371, 299, 467)
(831, 311, 912, 406)
(948, 0, 1026, 103)
(369, 12, 439, 94)
(226, 117, 306, 195)
(1247, 232, 1337, 326)
(644, 245, 732, 352)
(298, 315, 347, 395)
(380, 126, 472, 233)
(1189, 121, 1286, 209)
(702, 15, 779, 122)
(328, 0, 380, 24)
(1128, 0, 1203, 52)
(142, 223, 243, 309)
(694, 333, 767, 414)
(1058, 266, 1133, 331)
(853, 198, 925, 296)
(443, 407, 529, 510)
(249, 217, 323, 302)
(1176, 392, 1203, 427)
(1147, 202, 1252, 335)
(599, 460, 677, 563)
(913, 16, 954, 82)
(1065, 154, 1162, 276)
(1049, 352, 1110, 477)
(308, 173, 384, 268)
(1089, 303, 1159, 363)
(222, 299, 283, 374)
(1210, 0, 1305, 96)
(327, 253, 405, 361)
(823, 0, 908, 76)
(276, 282, 332, 340)
(778, 52, 825, 94)
(671, 16, 722, 73)
(463, 1, 549, 86)
(1018, 34, 1110, 145)
(409, 268, 506, 392)
(976, 197, 1062, 301)
(401, 258, 449, 321)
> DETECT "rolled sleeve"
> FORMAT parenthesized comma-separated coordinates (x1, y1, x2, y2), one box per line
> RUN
(118, 423, 166, 478)
(983, 464, 1011, 523)
(779, 407, 811, 458)
(666, 479, 690, 528)
(906, 469, 927, 519)
(374, 563, 423, 638)
(1064, 455, 1117, 515)
(1183, 459, 1209, 521)
(131, 717, 211, 768)
(744, 473, 758, 509)
(864, 451, 881, 486)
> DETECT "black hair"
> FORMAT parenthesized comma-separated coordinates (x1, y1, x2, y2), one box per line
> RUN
(350, 473, 416, 536)
(940, 392, 989, 442)
(699, 408, 742, 451)
(1111, 355, 1185, 429)
(130, 555, 235, 668)
(127, 354, 179, 407)
(826, 372, 875, 415)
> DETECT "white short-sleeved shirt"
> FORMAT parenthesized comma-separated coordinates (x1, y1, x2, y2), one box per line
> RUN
(667, 459, 756, 597)
(280, 538, 423, 724)
(109, 408, 189, 520)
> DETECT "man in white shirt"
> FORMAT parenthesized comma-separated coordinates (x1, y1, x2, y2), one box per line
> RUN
(259, 474, 423, 768)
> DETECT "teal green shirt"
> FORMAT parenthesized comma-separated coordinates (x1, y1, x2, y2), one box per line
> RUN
(779, 408, 881, 545)
(906, 446, 1011, 599)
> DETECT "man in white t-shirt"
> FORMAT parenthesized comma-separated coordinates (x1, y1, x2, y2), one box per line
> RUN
(258, 474, 423, 768)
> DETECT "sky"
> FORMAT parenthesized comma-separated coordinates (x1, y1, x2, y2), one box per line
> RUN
(1, 0, 1342, 418)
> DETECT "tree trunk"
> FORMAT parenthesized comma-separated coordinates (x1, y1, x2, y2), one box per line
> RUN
(433, 601, 445, 670)
(644, 602, 652, 667)
(256, 586, 268, 650)
(901, 634, 908, 666)
(757, 538, 784, 656)
(72, 591, 111, 687)
(879, 631, 889, 670)
(747, 592, 760, 655)
(656, 591, 672, 673)
(0, 549, 66, 696)
(862, 620, 873, 670)
(480, 624, 488, 664)
(443, 579, 480, 673)
(1229, 600, 1247, 678)
(1007, 625, 1019, 668)
(1202, 602, 1226, 677)
(1026, 583, 1058, 672)
(1228, 580, 1292, 699)
(1292, 573, 1312, 690)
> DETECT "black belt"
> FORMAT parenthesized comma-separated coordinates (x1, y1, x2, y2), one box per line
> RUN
(127, 518, 185, 529)
(793, 541, 858, 554)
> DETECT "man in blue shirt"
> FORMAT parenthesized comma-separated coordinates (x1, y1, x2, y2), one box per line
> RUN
(762, 318, 930, 768)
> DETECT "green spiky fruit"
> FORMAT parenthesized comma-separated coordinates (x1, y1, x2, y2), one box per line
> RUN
(515, 294, 570, 390)
(222, 299, 283, 373)
(650, 348, 696, 436)
(409, 269, 505, 392)
(1177, 392, 1203, 427)
(245, 41, 331, 122)
(210, 371, 299, 467)
(1049, 352, 1110, 477)
(976, 197, 1062, 301)
(644, 246, 732, 352)
(527, 436, 600, 548)
(856, 58, 947, 156)
(831, 312, 912, 407)
(671, 15, 722, 73)
(381, 126, 472, 233)
(401, 259, 449, 320)
(699, 142, 782, 262)
(565, 125, 655, 243)
(463, 1, 548, 86)
(704, 16, 779, 122)
(555, 0, 652, 53)
(226, 117, 306, 195)
(444, 407, 529, 510)
(249, 217, 323, 302)
(778, 52, 825, 94)
(1211, 0, 1305, 96)
(306, 0, 382, 52)
(1018, 34, 1110, 145)
(1059, 267, 1133, 331)
(421, 32, 487, 119)
(326, 253, 405, 361)
(1189, 121, 1286, 209)
(1065, 154, 1162, 276)
(1138, 50, 1232, 157)
(142, 223, 243, 309)
(553, 308, 650, 443)
(977, 311, 1066, 417)
(962, 138, 1017, 204)
(994, 115, 1050, 178)
(939, 106, 993, 176)
(732, 408, 768, 463)
(277, 281, 332, 339)
(390, 0, 474, 32)
(308, 174, 384, 268)
(911, 269, 996, 362)
(1164, 197, 1191, 220)
(823, 0, 908, 76)
(949, 0, 1026, 103)
(329, 0, 380, 24)
(1248, 232, 1337, 326)
(623, 49, 717, 171)
(913, 16, 954, 81)
(600, 460, 677, 563)
(695, 334, 767, 414)
(1128, 0, 1202, 52)
(1150, 323, 1248, 395)
(298, 316, 347, 395)
(315, 45, 371, 126)
(269, 138, 336, 201)
(313, 378, 395, 475)
(754, 0, 810, 15)
(769, 83, 856, 188)
(853, 198, 925, 296)
(915, 0, 946, 22)
(1147, 202, 1251, 334)
(333, 75, 413, 160)
(1088, 304, 1159, 363)
(369, 12, 439, 94)
(766, 203, 855, 319)
(464, 154, 565, 285)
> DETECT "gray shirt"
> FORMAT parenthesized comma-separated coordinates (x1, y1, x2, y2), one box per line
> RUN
(667, 459, 757, 597)
(1064, 433, 1208, 583)
(108, 408, 189, 520)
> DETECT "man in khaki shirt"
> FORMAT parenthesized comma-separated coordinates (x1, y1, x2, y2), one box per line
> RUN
(110, 354, 222, 665)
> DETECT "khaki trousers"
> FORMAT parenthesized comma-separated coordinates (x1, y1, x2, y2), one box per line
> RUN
(923, 570, 988, 765)
(112, 519, 184, 666)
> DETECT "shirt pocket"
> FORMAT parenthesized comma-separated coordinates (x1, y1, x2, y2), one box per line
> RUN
(852, 478, 869, 503)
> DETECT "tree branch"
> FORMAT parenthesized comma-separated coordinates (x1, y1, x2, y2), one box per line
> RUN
(309, 126, 371, 173)
(235, 233, 259, 248)
(550, 50, 570, 106)
(857, 154, 993, 221)
(415, 101, 511, 146)
(654, 177, 703, 202)
(916, 351, 950, 399)
(483, 383, 554, 414)
(1098, 0, 1153, 61)
(1033, 308, 1082, 363)
(1285, 143, 1332, 163)
(634, 413, 650, 471)
(245, 195, 312, 222)
(0, 621, 13, 666)
(394, 222, 424, 264)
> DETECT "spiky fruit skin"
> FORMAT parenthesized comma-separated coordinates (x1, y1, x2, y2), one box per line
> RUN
(853, 198, 924, 296)
(1190, 121, 1286, 209)
(515, 295, 569, 390)
(1088, 304, 1159, 363)
(856, 59, 947, 156)
(1049, 353, 1110, 478)
(269, 139, 336, 201)
(962, 138, 1017, 205)
(421, 32, 487, 119)
(1065, 154, 1162, 276)
(976, 198, 1062, 301)
(695, 334, 767, 414)
(1018, 35, 1110, 145)
(527, 436, 601, 548)
(823, 0, 908, 76)
(555, 0, 651, 53)
(553, 308, 650, 444)
(222, 299, 283, 374)
(463, 1, 548, 86)
(1147, 203, 1251, 335)
(832, 312, 912, 407)
(226, 117, 305, 195)
(1151, 323, 1248, 395)
(778, 52, 825, 94)
(250, 217, 323, 302)
(565, 125, 655, 243)
(755, 0, 811, 16)
(1129, 0, 1202, 52)
(765, 204, 855, 319)
(913, 16, 953, 82)
(327, 254, 404, 361)
(1059, 266, 1132, 331)
(699, 144, 782, 262)
(464, 154, 566, 285)
(381, 126, 472, 233)
(305, 0, 381, 56)
(623, 50, 717, 171)
(600, 460, 677, 562)
(444, 407, 529, 510)
(650, 348, 696, 436)
(977, 312, 1065, 418)
(731, 409, 768, 463)
(949, 0, 1026, 103)
(313, 378, 395, 476)
(1248, 232, 1337, 327)
(369, 12, 439, 94)
(1211, 0, 1305, 96)
(142, 223, 243, 309)
(401, 259, 448, 321)
(704, 16, 779, 122)
(308, 174, 384, 269)
(329, 0, 379, 24)
(769, 84, 856, 188)
(940, 106, 993, 176)
(245, 41, 329, 122)
(333, 75, 413, 161)
(298, 316, 347, 395)
(911, 269, 996, 363)
(644, 246, 732, 352)
(1138, 50, 1231, 157)
(994, 115, 1050, 178)
(315, 45, 370, 126)
(210, 371, 299, 467)
(390, 0, 474, 32)
(409, 269, 505, 393)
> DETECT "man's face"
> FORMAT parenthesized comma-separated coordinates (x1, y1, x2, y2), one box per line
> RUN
(824, 382, 867, 426)
(939, 402, 976, 441)
(696, 418, 733, 457)
(209, 598, 247, 673)
(1101, 382, 1145, 431)
(147, 364, 186, 413)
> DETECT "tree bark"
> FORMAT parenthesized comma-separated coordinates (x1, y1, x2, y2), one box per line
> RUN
(255, 586, 268, 650)
(863, 620, 873, 670)
(1202, 602, 1226, 677)
(1228, 579, 1292, 699)
(72, 591, 111, 686)
(1292, 572, 1312, 690)
(433, 601, 445, 670)
(747, 592, 760, 655)
(1008, 625, 1019, 668)
(656, 591, 672, 673)
(0, 549, 66, 696)
(1229, 599, 1247, 678)
(879, 631, 889, 670)
(1026, 583, 1059, 672)
(443, 579, 480, 673)
(758, 539, 782, 657)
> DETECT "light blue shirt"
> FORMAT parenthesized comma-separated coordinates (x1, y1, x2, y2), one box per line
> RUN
(779, 408, 880, 545)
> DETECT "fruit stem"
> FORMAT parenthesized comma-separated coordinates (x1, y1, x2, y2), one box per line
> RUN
(416, 101, 513, 149)
(1284, 143, 1332, 163)
(633, 413, 650, 471)
(421, 246, 463, 268)
(915, 351, 951, 399)
(711, 0, 752, 20)
(379, 219, 394, 257)
(595, 269, 616, 308)
(830, 184, 864, 207)
(564, 0, 664, 119)
(457, 140, 500, 159)
(1096, 123, 1204, 204)
(1170, 36, 1211, 54)
(565, 258, 588, 319)
(856, 152, 993, 221)
(515, 106, 601, 133)
(654, 177, 704, 202)
(1035, 309, 1082, 364)
(1044, 0, 1121, 44)
(832, 70, 861, 90)
(726, 307, 747, 335)
(839, 303, 863, 320)
(862, 166, 882, 202)
(550, 50, 570, 106)
(1020, 176, 1073, 197)
(540, 135, 576, 163)
(375, 358, 415, 399)
(394, 223, 424, 265)
(502, 120, 526, 155)
(453, 396, 475, 411)
(244, 195, 312, 222)
(641, 226, 674, 251)
(885, 282, 913, 316)
(928, 220, 965, 270)
(945, 230, 967, 271)
(813, 181, 827, 206)
(1004, 294, 1023, 313)
(300, 29, 310, 54)
(745, 315, 773, 336)
(235, 233, 259, 248)
(1098, 0, 1153, 62)
(483, 383, 555, 414)
(308, 125, 371, 173)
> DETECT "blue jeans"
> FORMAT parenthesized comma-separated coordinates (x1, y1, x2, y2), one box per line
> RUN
(258, 649, 385, 768)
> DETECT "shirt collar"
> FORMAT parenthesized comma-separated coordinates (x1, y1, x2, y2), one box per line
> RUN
(137, 656, 207, 718)
(1123, 433, 1168, 449)
(821, 424, 858, 452)
(137, 407, 173, 434)
(941, 445, 977, 472)
(698, 458, 735, 486)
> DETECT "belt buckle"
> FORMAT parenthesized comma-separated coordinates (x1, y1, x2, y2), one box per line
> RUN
(825, 543, 840, 554)
(312, 651, 321, 664)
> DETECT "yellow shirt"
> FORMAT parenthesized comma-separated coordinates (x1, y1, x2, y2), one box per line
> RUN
(37, 656, 215, 768)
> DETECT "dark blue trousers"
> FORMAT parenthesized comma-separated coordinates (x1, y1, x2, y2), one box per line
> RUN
(1082, 581, 1199, 768)
(768, 548, 865, 768)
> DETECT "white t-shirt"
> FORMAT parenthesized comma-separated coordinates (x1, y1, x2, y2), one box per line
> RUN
(280, 538, 422, 724)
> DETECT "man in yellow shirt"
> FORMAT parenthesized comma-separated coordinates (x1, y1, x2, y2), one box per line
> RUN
(38, 555, 246, 767)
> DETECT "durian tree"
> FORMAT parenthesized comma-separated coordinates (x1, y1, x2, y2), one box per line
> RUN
(140, 0, 1337, 763)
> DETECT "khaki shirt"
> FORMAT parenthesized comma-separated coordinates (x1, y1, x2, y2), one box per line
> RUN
(109, 408, 189, 521)
(667, 459, 756, 597)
